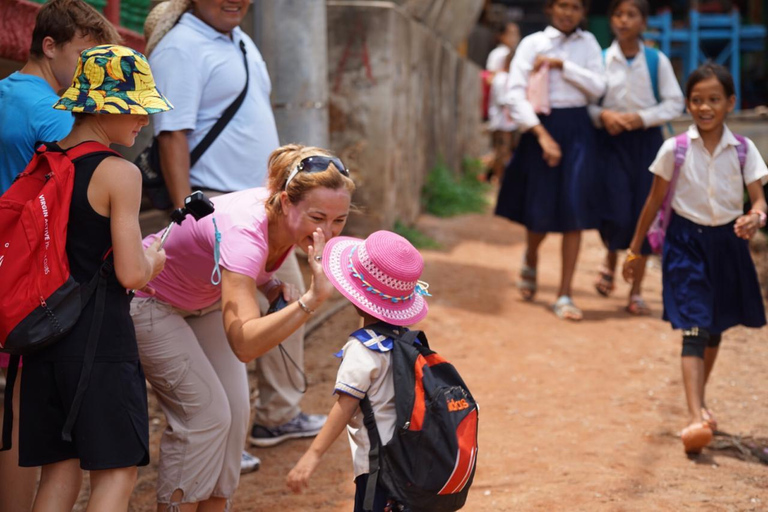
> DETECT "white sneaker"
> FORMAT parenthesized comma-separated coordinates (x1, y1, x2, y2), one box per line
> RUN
(240, 451, 261, 474)
(249, 412, 327, 448)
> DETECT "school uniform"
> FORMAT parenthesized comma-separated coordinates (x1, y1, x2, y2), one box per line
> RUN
(495, 26, 606, 233)
(649, 125, 768, 334)
(589, 40, 684, 252)
(487, 71, 516, 133)
(335, 328, 399, 512)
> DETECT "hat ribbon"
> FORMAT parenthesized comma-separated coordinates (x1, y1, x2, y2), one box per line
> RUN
(347, 247, 431, 303)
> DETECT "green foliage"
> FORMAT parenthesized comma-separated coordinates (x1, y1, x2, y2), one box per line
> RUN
(393, 221, 442, 250)
(422, 157, 490, 217)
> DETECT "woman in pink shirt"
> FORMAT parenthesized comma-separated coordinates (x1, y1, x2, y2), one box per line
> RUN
(130, 144, 354, 512)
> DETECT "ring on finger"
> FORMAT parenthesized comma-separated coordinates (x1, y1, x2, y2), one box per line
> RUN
(314, 255, 322, 262)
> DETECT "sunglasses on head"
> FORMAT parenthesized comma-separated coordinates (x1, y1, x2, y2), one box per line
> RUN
(284, 155, 349, 189)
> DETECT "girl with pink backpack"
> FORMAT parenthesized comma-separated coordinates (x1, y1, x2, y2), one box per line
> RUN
(622, 63, 767, 454)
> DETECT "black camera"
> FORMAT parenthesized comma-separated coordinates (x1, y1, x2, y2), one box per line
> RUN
(160, 191, 215, 247)
(170, 191, 215, 225)
(267, 295, 289, 314)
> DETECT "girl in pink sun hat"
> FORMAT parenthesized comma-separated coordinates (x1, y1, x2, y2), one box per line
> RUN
(322, 230, 430, 324)
(287, 230, 430, 510)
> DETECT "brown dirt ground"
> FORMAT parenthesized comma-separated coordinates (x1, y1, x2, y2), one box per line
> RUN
(83, 209, 768, 511)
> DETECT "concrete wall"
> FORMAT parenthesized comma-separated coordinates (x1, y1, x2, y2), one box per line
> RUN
(251, 0, 330, 147)
(327, 0, 485, 234)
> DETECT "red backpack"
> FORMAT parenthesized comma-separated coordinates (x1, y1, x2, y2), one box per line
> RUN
(359, 324, 478, 512)
(0, 141, 119, 449)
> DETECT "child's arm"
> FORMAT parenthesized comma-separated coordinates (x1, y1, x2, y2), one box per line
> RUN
(286, 393, 360, 493)
(530, 124, 562, 167)
(734, 181, 767, 240)
(622, 175, 670, 282)
(637, 52, 685, 129)
(538, 37, 606, 102)
(103, 158, 166, 290)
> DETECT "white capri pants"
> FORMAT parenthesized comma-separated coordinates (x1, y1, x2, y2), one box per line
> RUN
(130, 297, 248, 505)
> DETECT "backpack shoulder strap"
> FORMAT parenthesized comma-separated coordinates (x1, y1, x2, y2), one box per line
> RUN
(360, 395, 382, 512)
(644, 46, 661, 103)
(1, 355, 20, 451)
(401, 329, 429, 349)
(661, 133, 689, 218)
(64, 141, 120, 161)
(598, 49, 608, 107)
(733, 134, 749, 172)
(672, 133, 688, 173)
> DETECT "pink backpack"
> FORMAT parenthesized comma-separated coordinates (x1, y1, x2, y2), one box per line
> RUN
(647, 133, 749, 254)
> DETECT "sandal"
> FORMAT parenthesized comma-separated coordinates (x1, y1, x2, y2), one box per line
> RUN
(552, 295, 583, 321)
(681, 422, 713, 454)
(594, 266, 615, 297)
(626, 295, 651, 316)
(517, 264, 537, 301)
(701, 407, 718, 432)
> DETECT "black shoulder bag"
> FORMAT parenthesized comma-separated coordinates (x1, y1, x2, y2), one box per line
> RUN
(136, 40, 249, 209)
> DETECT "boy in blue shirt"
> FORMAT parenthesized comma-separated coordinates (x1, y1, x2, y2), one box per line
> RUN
(0, 0, 119, 193)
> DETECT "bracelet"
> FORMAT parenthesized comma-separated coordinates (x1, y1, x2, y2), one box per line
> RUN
(748, 209, 767, 228)
(297, 298, 315, 315)
(626, 249, 642, 262)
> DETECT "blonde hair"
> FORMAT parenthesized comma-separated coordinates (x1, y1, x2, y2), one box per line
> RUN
(264, 144, 356, 218)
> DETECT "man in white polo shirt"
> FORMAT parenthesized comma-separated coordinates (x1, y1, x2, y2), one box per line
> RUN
(145, 0, 326, 474)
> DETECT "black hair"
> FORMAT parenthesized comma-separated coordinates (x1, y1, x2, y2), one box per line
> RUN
(496, 22, 518, 37)
(607, 0, 649, 20)
(685, 62, 735, 98)
(545, 0, 590, 11)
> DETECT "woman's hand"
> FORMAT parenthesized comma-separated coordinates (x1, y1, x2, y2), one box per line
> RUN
(734, 213, 760, 240)
(537, 131, 562, 168)
(286, 451, 321, 494)
(304, 229, 334, 308)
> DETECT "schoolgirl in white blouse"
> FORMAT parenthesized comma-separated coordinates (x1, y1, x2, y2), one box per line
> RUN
(589, 0, 684, 315)
(495, 0, 606, 321)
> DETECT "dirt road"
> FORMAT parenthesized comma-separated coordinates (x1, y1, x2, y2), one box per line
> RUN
(120, 211, 768, 511)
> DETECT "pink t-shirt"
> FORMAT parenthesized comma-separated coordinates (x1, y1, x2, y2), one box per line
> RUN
(137, 188, 291, 311)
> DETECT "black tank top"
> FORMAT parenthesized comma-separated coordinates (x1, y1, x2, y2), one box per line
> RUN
(35, 142, 138, 362)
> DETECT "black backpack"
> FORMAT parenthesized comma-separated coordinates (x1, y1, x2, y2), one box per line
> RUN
(360, 324, 479, 512)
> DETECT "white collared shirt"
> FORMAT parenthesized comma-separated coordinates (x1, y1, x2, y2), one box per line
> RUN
(486, 44, 511, 71)
(335, 337, 396, 477)
(649, 125, 768, 226)
(504, 26, 606, 132)
(150, 13, 279, 192)
(488, 71, 517, 131)
(588, 40, 684, 128)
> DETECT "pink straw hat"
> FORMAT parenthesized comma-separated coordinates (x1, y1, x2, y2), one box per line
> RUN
(323, 231, 430, 325)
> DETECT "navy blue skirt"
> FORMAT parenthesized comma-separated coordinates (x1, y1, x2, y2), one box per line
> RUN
(662, 213, 766, 334)
(596, 127, 664, 254)
(495, 107, 599, 233)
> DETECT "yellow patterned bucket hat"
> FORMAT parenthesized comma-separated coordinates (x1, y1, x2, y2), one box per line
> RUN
(53, 45, 173, 115)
